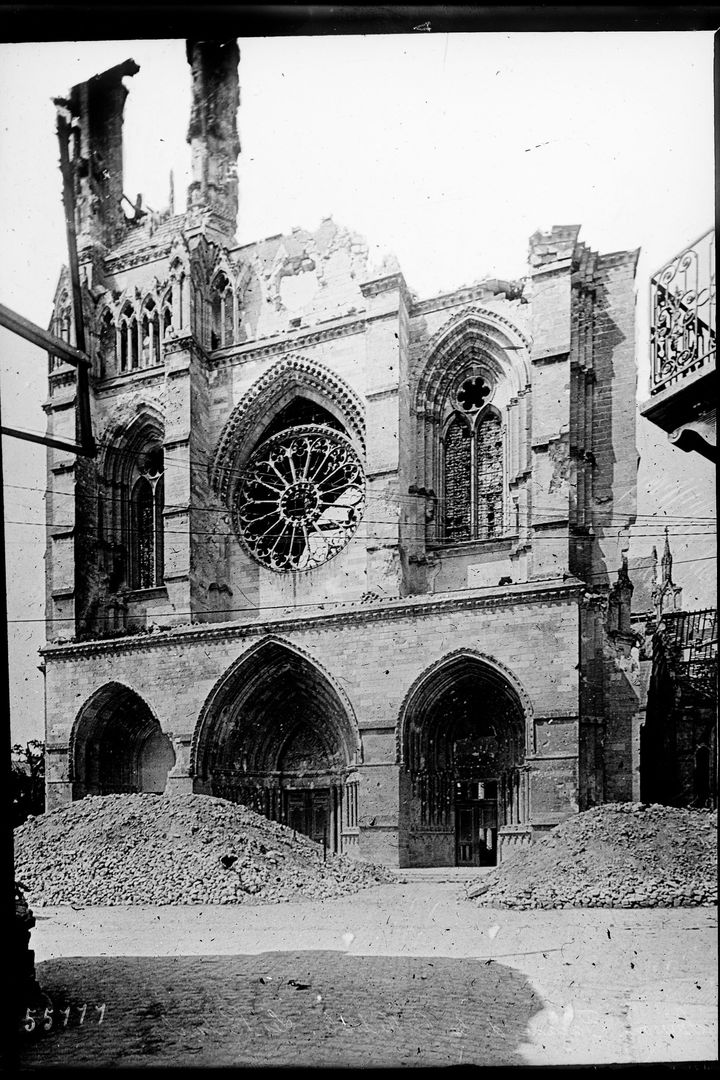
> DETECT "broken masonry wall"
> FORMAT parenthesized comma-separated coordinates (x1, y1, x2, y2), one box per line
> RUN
(578, 586, 648, 809)
(585, 249, 640, 581)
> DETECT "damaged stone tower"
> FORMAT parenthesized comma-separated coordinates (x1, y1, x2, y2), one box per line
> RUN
(43, 41, 643, 867)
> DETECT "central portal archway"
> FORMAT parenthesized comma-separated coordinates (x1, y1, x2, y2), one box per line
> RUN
(192, 639, 360, 854)
(399, 652, 529, 868)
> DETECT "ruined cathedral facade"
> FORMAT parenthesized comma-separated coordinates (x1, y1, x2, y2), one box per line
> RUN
(43, 42, 643, 867)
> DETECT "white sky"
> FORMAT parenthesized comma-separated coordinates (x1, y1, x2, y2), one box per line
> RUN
(0, 33, 716, 743)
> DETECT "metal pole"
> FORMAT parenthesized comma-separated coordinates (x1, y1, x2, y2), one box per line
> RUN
(0, 303, 91, 369)
(0, 426, 92, 457)
(56, 113, 95, 457)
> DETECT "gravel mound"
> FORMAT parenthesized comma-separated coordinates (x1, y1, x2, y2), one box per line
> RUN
(15, 793, 395, 906)
(468, 803, 717, 909)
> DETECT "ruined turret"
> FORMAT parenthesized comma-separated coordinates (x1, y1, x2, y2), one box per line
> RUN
(54, 58, 139, 253)
(186, 39, 240, 234)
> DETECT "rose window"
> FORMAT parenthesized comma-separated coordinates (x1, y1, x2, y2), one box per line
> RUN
(233, 424, 365, 572)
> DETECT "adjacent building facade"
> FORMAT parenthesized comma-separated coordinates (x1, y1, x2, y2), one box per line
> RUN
(42, 41, 644, 866)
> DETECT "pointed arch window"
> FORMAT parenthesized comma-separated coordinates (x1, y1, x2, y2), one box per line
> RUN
(140, 299, 161, 367)
(210, 271, 234, 350)
(49, 289, 73, 372)
(442, 376, 504, 542)
(161, 288, 173, 345)
(98, 308, 116, 378)
(130, 446, 164, 589)
(119, 303, 139, 372)
(56, 289, 72, 343)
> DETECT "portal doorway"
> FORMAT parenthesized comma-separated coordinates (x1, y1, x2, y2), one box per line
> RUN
(285, 788, 334, 847)
(70, 682, 175, 799)
(399, 652, 528, 868)
(455, 779, 498, 866)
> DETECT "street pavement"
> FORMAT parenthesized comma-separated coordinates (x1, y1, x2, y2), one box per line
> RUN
(10, 880, 718, 1069)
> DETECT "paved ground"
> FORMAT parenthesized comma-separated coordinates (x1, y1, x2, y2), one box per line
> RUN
(10, 881, 717, 1069)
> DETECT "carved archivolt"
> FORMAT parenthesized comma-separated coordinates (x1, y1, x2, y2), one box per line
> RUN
(210, 353, 366, 504)
(68, 680, 162, 782)
(415, 306, 531, 414)
(190, 635, 362, 778)
(395, 647, 534, 765)
(97, 400, 164, 459)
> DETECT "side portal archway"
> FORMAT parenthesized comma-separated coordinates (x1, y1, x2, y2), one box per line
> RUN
(70, 683, 175, 799)
(398, 652, 530, 868)
(192, 639, 361, 854)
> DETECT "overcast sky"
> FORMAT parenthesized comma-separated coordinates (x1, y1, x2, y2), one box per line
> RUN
(0, 33, 715, 743)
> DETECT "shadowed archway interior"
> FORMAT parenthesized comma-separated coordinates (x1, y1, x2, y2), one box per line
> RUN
(71, 683, 175, 798)
(193, 642, 359, 851)
(400, 655, 527, 868)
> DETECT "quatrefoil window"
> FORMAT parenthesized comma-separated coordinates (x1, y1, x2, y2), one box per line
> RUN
(456, 376, 491, 412)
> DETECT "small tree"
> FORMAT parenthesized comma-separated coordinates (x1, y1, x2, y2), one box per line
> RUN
(11, 741, 45, 826)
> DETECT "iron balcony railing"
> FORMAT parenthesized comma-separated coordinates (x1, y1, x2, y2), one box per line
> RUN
(658, 608, 718, 699)
(650, 229, 716, 393)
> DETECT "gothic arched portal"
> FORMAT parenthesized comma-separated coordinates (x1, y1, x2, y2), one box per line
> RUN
(192, 639, 360, 853)
(398, 652, 529, 868)
(70, 683, 175, 799)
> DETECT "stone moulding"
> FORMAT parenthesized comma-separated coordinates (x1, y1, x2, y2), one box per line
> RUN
(209, 317, 368, 369)
(41, 579, 585, 661)
(209, 352, 367, 503)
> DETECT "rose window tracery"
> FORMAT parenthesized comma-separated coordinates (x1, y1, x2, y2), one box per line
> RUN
(233, 424, 365, 572)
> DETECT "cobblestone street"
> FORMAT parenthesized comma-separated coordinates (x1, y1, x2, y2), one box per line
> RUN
(11, 882, 718, 1069)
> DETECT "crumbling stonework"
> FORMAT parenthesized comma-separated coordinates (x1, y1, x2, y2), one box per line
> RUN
(42, 41, 643, 868)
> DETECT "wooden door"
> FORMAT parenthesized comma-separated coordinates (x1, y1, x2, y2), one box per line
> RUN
(455, 780, 498, 866)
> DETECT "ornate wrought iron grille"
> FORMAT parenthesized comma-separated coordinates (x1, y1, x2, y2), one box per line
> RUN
(234, 424, 365, 572)
(650, 229, 715, 392)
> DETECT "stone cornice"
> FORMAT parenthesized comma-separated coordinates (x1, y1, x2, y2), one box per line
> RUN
(41, 577, 585, 661)
(209, 317, 368, 369)
(360, 272, 411, 305)
(104, 246, 173, 276)
(410, 281, 524, 318)
(96, 367, 166, 394)
(366, 385, 399, 401)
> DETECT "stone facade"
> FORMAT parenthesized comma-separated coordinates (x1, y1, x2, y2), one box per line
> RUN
(42, 41, 643, 867)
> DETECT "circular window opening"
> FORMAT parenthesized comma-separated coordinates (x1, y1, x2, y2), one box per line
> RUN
(137, 445, 164, 477)
(457, 376, 491, 412)
(234, 424, 365, 572)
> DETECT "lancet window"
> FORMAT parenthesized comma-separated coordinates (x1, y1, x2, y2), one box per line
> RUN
(140, 299, 161, 367)
(130, 446, 164, 589)
(99, 421, 165, 594)
(49, 289, 73, 372)
(210, 271, 234, 350)
(98, 308, 116, 377)
(119, 303, 139, 372)
(441, 376, 504, 542)
(161, 289, 174, 341)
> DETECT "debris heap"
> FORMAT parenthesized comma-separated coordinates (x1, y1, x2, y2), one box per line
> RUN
(468, 804, 717, 909)
(15, 793, 394, 906)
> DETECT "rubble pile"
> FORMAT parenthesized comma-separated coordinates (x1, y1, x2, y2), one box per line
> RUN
(469, 804, 717, 909)
(15, 793, 394, 906)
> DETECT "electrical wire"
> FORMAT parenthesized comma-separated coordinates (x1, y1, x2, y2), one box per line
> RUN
(4, 553, 717, 625)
